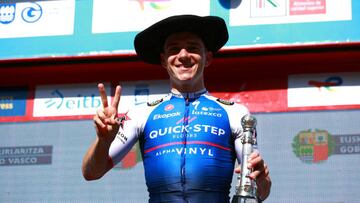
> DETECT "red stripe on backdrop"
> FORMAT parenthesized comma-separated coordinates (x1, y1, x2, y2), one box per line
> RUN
(25, 85, 35, 120)
(211, 89, 288, 113)
(207, 71, 289, 113)
(1, 43, 360, 122)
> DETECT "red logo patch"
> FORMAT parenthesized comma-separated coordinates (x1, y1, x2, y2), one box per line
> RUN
(118, 112, 131, 129)
(165, 104, 174, 111)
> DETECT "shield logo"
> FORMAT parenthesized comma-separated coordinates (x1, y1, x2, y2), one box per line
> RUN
(0, 4, 16, 24)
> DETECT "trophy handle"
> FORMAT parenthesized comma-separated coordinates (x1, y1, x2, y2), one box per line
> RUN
(232, 114, 259, 203)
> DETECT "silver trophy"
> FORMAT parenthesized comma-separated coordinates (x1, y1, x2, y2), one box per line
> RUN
(232, 114, 259, 203)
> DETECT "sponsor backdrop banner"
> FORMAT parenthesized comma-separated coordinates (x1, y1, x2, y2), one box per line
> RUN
(230, 0, 352, 26)
(33, 83, 110, 117)
(0, 1, 75, 39)
(2, 71, 360, 122)
(288, 72, 360, 107)
(0, 0, 359, 60)
(92, 0, 210, 33)
(1, 110, 359, 202)
(1, 74, 360, 202)
(0, 87, 27, 117)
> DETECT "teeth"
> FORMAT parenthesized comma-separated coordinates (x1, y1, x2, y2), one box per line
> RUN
(176, 64, 192, 68)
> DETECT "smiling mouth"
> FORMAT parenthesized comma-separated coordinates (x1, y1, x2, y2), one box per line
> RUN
(176, 63, 194, 68)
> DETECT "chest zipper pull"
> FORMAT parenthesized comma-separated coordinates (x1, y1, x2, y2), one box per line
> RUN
(185, 94, 190, 106)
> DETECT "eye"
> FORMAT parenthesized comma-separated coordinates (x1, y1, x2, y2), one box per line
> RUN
(165, 46, 180, 54)
(187, 46, 200, 52)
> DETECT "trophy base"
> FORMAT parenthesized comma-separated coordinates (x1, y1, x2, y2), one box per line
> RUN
(231, 195, 258, 203)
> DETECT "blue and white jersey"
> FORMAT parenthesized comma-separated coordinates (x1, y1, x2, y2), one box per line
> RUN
(109, 89, 250, 203)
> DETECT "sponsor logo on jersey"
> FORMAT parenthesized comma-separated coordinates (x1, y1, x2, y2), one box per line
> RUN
(116, 131, 128, 144)
(201, 106, 221, 111)
(164, 104, 174, 111)
(191, 100, 223, 117)
(155, 147, 214, 157)
(153, 112, 181, 120)
(149, 124, 225, 139)
(118, 112, 131, 130)
(192, 100, 222, 112)
(191, 110, 222, 117)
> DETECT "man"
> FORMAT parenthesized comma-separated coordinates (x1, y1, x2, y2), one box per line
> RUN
(82, 15, 271, 202)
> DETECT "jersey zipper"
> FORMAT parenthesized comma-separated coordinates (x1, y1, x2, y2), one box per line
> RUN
(180, 96, 190, 202)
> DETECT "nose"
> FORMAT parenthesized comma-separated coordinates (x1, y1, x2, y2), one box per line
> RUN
(178, 48, 190, 61)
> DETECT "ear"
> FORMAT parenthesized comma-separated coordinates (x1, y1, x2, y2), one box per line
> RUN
(205, 51, 213, 67)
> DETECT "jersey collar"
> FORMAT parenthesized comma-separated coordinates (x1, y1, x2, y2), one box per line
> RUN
(171, 88, 208, 99)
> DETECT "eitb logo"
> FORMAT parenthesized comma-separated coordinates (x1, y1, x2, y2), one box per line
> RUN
(292, 129, 360, 163)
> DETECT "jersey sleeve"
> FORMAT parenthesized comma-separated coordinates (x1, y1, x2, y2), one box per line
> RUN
(222, 102, 259, 164)
(108, 105, 149, 167)
(228, 103, 250, 138)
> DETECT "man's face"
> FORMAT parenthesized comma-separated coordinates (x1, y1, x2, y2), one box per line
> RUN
(161, 32, 213, 89)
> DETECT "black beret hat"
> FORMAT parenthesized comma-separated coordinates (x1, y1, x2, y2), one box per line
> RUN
(134, 15, 229, 64)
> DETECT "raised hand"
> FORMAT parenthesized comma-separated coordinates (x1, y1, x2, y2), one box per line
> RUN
(93, 83, 122, 142)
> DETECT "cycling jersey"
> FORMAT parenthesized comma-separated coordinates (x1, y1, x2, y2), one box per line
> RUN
(109, 89, 250, 203)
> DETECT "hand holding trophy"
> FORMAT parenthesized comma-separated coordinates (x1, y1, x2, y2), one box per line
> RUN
(232, 114, 259, 203)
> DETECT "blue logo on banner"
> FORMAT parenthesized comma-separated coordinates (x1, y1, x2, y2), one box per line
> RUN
(21, 2, 42, 23)
(0, 2, 42, 24)
(0, 3, 16, 24)
(44, 89, 101, 110)
(0, 87, 27, 116)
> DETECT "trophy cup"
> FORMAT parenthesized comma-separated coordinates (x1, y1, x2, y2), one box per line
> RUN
(232, 114, 259, 203)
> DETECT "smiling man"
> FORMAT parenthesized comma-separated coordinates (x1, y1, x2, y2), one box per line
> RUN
(160, 32, 212, 91)
(82, 15, 271, 203)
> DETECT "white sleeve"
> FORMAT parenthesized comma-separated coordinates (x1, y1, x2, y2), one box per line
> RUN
(108, 105, 150, 166)
(229, 103, 250, 164)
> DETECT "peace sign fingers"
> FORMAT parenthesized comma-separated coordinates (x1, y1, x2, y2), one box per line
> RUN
(96, 83, 122, 125)
(98, 83, 109, 108)
(105, 85, 122, 125)
(94, 83, 122, 140)
(111, 85, 122, 110)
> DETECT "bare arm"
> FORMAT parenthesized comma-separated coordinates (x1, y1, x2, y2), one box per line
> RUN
(82, 136, 113, 180)
(82, 84, 121, 180)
